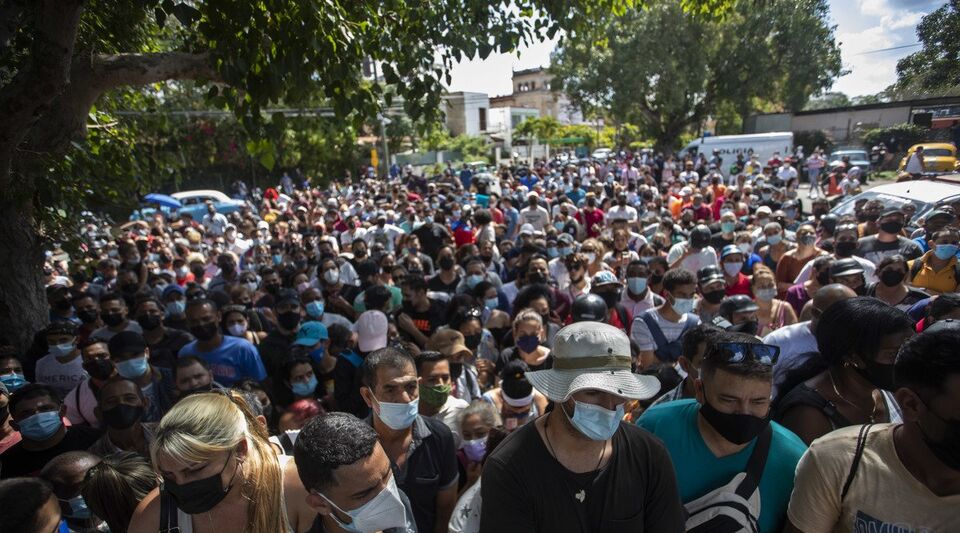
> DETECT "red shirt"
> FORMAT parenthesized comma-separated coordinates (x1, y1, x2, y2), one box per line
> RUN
(725, 273, 753, 297)
(575, 209, 605, 238)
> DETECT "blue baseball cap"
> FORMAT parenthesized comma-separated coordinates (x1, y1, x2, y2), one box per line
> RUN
(294, 321, 328, 346)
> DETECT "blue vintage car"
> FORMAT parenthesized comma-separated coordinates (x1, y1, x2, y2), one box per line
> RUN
(131, 189, 248, 221)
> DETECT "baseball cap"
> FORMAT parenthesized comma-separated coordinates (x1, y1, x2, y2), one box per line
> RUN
(591, 270, 620, 287)
(697, 265, 724, 284)
(45, 321, 77, 337)
(558, 233, 575, 245)
(830, 258, 864, 277)
(294, 321, 329, 347)
(756, 206, 773, 217)
(519, 223, 536, 236)
(162, 284, 186, 299)
(720, 244, 744, 260)
(354, 311, 388, 353)
(719, 295, 759, 318)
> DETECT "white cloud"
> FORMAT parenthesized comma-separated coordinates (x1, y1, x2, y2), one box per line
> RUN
(445, 37, 559, 96)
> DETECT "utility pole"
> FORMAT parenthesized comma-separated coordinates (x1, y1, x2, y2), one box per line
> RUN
(372, 60, 390, 178)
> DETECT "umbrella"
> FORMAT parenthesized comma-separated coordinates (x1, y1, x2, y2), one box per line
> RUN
(143, 193, 181, 209)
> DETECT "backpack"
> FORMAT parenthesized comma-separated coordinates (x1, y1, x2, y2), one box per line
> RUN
(638, 310, 698, 363)
(684, 425, 773, 533)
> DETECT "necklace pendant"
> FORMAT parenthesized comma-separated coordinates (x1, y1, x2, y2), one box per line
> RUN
(575, 489, 586, 503)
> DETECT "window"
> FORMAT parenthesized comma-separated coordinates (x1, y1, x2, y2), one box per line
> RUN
(479, 108, 487, 131)
(530, 81, 536, 90)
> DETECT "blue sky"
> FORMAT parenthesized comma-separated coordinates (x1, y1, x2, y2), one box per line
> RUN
(446, 0, 946, 98)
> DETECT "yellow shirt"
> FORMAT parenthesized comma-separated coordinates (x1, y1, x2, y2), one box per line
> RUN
(908, 251, 959, 295)
(787, 424, 960, 533)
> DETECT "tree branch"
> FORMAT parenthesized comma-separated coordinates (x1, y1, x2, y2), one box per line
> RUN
(0, 0, 26, 50)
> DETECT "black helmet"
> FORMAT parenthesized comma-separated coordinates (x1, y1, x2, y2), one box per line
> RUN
(718, 294, 760, 320)
(819, 213, 839, 235)
(690, 224, 712, 250)
(571, 293, 608, 322)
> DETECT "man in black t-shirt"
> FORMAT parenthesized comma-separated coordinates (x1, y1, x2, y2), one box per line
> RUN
(481, 321, 684, 532)
(397, 276, 447, 348)
(856, 206, 923, 266)
(1, 384, 101, 478)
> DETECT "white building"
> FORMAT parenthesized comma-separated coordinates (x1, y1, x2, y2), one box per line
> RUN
(444, 92, 491, 136)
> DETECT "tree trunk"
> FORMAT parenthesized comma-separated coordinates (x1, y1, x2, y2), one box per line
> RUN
(0, 193, 47, 354)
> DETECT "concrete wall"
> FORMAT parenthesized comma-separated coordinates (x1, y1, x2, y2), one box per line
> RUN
(445, 92, 490, 136)
(792, 105, 911, 142)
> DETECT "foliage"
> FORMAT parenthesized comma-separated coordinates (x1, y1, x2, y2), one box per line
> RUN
(551, 0, 842, 149)
(861, 123, 928, 153)
(803, 92, 851, 111)
(889, 0, 960, 98)
(793, 130, 834, 154)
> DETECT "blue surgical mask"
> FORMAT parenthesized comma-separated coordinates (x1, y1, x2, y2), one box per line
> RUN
(720, 221, 736, 234)
(547, 247, 559, 258)
(466, 274, 484, 289)
(61, 495, 92, 520)
(564, 400, 624, 441)
(374, 396, 419, 430)
(627, 277, 647, 294)
(272, 254, 283, 265)
(485, 297, 499, 311)
(671, 296, 696, 315)
(305, 300, 324, 319)
(309, 345, 325, 363)
(559, 246, 573, 257)
(165, 300, 186, 317)
(116, 356, 149, 379)
(18, 410, 63, 441)
(0, 372, 27, 392)
(767, 234, 782, 245)
(49, 342, 75, 358)
(292, 375, 318, 397)
(935, 244, 959, 260)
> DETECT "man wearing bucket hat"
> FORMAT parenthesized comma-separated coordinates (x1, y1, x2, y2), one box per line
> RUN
(480, 322, 684, 532)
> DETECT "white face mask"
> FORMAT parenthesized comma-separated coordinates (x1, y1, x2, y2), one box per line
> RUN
(323, 269, 340, 285)
(227, 323, 247, 337)
(318, 475, 408, 533)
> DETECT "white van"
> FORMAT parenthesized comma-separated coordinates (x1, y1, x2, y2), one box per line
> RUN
(679, 132, 793, 173)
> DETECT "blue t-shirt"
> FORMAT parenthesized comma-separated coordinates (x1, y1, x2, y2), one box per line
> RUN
(566, 187, 585, 205)
(637, 399, 806, 533)
(178, 335, 267, 386)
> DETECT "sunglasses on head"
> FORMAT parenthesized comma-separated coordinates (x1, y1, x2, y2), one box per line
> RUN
(708, 342, 780, 366)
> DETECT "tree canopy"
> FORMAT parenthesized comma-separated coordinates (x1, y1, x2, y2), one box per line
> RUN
(889, 0, 960, 98)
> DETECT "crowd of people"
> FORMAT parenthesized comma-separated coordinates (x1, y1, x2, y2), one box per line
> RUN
(1, 150, 959, 533)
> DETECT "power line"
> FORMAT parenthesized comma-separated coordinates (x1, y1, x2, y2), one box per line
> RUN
(855, 43, 921, 55)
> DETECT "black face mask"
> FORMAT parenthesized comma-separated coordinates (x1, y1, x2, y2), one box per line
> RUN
(102, 404, 144, 430)
(650, 273, 664, 285)
(0, 404, 8, 424)
(879, 221, 903, 235)
(880, 270, 905, 287)
(102, 313, 125, 327)
(464, 333, 481, 351)
(137, 314, 162, 331)
(265, 284, 280, 295)
(83, 359, 115, 381)
(449, 361, 464, 380)
(835, 241, 857, 258)
(77, 309, 99, 324)
(699, 394, 770, 445)
(54, 299, 73, 312)
(855, 360, 896, 391)
(730, 319, 759, 336)
(526, 271, 547, 285)
(439, 256, 455, 271)
(163, 451, 238, 515)
(191, 266, 206, 279)
(920, 401, 960, 471)
(597, 290, 621, 310)
(220, 262, 236, 274)
(816, 270, 831, 286)
(121, 283, 139, 294)
(702, 290, 725, 305)
(277, 311, 301, 331)
(190, 322, 219, 342)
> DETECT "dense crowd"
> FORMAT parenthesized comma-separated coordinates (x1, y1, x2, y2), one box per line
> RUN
(1, 150, 959, 533)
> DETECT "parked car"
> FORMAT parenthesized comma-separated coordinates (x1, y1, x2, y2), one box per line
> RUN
(830, 180, 960, 232)
(898, 143, 959, 174)
(591, 147, 613, 161)
(828, 148, 871, 175)
(131, 189, 247, 221)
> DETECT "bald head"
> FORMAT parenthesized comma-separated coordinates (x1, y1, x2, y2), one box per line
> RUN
(40, 451, 101, 497)
(811, 284, 857, 329)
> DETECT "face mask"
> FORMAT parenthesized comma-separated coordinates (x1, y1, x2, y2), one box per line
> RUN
(526, 271, 547, 285)
(761, 193, 772, 201)
(137, 314, 162, 331)
(117, 356, 149, 379)
(318, 475, 408, 533)
(272, 254, 283, 265)
(627, 277, 647, 294)
(177, 266, 189, 277)
(292, 375, 318, 397)
(18, 410, 63, 441)
(305, 301, 324, 319)
(702, 290, 725, 305)
(190, 322, 219, 341)
(880, 269, 905, 287)
(449, 361, 464, 381)
(597, 290, 620, 310)
(920, 401, 960, 471)
(50, 342, 75, 358)
(880, 221, 903, 234)
(165, 300, 186, 317)
(438, 256, 455, 271)
(784, 209, 797, 219)
(83, 358, 115, 381)
(767, 234, 782, 245)
(547, 247, 559, 258)
(466, 274, 484, 289)
(755, 287, 777, 301)
(563, 400, 624, 441)
(650, 273, 664, 285)
(559, 246, 573, 257)
(835, 241, 857, 258)
(102, 403, 144, 430)
(308, 345, 326, 364)
(418, 383, 451, 409)
(163, 451, 238, 515)
(278, 311, 301, 331)
(61, 495, 92, 520)
(855, 360, 896, 391)
(464, 333, 481, 351)
(242, 281, 259, 294)
(584, 252, 597, 264)
(800, 234, 817, 246)
(0, 373, 27, 392)
(76, 309, 99, 324)
(721, 221, 736, 234)
(324, 269, 341, 284)
(484, 297, 499, 311)
(699, 395, 769, 445)
(723, 262, 743, 276)
(516, 334, 539, 354)
(373, 396, 419, 430)
(736, 243, 752, 256)
(671, 296, 696, 315)
(935, 244, 959, 260)
(296, 282, 311, 294)
(102, 313, 125, 327)
(462, 437, 487, 463)
(731, 319, 759, 336)
(227, 323, 247, 337)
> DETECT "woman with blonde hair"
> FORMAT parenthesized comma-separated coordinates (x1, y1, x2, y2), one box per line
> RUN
(580, 238, 609, 277)
(128, 390, 314, 533)
(752, 265, 797, 337)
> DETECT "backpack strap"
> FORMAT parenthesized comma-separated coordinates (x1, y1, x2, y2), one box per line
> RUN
(909, 259, 923, 282)
(841, 424, 874, 501)
(159, 488, 179, 532)
(639, 311, 669, 351)
(614, 305, 630, 332)
(735, 424, 773, 499)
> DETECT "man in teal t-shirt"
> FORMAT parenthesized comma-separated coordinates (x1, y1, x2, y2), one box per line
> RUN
(638, 331, 806, 533)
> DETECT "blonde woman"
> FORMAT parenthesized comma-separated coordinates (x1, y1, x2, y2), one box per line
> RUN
(752, 265, 797, 337)
(128, 391, 315, 533)
(580, 238, 609, 277)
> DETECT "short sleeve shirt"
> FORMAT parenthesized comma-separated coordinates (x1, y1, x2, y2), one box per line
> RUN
(178, 335, 267, 386)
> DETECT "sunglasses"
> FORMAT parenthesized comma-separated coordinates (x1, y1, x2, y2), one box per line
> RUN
(709, 342, 780, 366)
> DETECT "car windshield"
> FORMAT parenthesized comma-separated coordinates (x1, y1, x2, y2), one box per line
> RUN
(831, 191, 930, 225)
(829, 152, 867, 162)
(924, 148, 954, 157)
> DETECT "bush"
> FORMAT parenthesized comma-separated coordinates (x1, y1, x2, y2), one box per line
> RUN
(861, 123, 928, 152)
